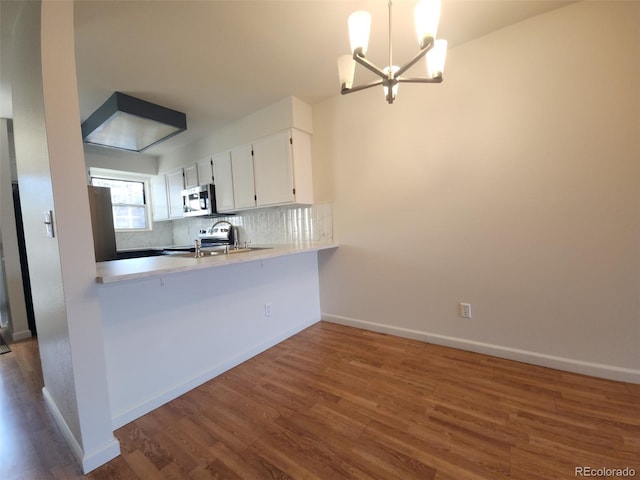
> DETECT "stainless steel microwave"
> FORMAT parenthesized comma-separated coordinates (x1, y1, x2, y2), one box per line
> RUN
(182, 184, 218, 217)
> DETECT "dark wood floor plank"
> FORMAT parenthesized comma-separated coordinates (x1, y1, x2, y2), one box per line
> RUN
(121, 450, 165, 480)
(84, 456, 139, 480)
(349, 431, 438, 480)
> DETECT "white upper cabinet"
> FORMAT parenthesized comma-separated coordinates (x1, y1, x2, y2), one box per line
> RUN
(253, 130, 294, 207)
(230, 144, 256, 210)
(182, 158, 215, 189)
(150, 175, 169, 221)
(184, 164, 199, 189)
(197, 158, 215, 185)
(289, 128, 314, 205)
(163, 128, 313, 216)
(212, 152, 235, 212)
(166, 168, 185, 218)
(253, 129, 313, 207)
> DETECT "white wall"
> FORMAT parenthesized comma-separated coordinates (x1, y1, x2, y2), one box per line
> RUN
(315, 2, 639, 382)
(84, 144, 158, 176)
(10, 1, 118, 472)
(158, 96, 312, 173)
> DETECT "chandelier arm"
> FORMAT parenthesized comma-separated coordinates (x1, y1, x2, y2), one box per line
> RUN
(341, 79, 385, 95)
(393, 37, 434, 78)
(353, 52, 388, 80)
(397, 75, 443, 84)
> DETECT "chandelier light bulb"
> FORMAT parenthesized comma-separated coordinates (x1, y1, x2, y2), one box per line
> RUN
(348, 10, 372, 55)
(414, 0, 441, 47)
(337, 54, 356, 89)
(426, 39, 448, 77)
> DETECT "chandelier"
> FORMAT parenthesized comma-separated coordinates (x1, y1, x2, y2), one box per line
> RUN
(337, 0, 447, 104)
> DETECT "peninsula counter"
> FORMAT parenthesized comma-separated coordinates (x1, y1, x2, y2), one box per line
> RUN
(96, 243, 337, 428)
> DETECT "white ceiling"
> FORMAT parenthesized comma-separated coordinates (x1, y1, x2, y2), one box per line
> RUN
(2, 0, 574, 156)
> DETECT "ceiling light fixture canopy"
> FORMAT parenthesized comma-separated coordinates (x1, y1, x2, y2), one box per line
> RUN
(81, 92, 187, 152)
(337, 0, 447, 104)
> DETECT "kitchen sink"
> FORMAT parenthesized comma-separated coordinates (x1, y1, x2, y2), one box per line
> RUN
(231, 246, 271, 252)
(169, 247, 271, 259)
(170, 250, 222, 258)
(116, 249, 166, 259)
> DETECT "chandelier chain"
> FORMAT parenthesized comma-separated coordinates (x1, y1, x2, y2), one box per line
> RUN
(388, 0, 393, 76)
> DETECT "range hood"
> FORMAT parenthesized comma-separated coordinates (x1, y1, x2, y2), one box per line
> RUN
(81, 92, 187, 152)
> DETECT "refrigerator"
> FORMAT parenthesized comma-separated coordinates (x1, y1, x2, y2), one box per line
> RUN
(88, 185, 117, 261)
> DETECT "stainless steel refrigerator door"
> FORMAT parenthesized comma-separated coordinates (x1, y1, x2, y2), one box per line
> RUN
(88, 186, 117, 261)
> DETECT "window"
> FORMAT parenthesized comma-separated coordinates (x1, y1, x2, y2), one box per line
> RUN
(90, 173, 151, 231)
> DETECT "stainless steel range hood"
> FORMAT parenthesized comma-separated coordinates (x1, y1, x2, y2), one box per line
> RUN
(81, 92, 187, 152)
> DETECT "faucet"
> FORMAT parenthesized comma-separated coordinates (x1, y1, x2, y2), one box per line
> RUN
(230, 225, 239, 250)
(194, 239, 202, 258)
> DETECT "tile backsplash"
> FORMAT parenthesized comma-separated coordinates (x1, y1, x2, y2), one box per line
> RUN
(173, 202, 333, 246)
(116, 203, 333, 250)
(115, 219, 173, 250)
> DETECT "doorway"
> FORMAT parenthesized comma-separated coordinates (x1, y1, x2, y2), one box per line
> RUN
(11, 183, 36, 337)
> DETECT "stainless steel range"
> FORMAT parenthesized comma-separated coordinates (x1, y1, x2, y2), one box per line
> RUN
(197, 220, 238, 247)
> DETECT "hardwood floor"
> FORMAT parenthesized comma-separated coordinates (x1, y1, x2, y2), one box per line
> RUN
(1, 322, 639, 479)
(0, 334, 86, 479)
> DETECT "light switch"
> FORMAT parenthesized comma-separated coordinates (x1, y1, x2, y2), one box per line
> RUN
(44, 210, 55, 238)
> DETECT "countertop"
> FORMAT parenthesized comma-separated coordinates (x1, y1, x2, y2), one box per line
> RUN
(96, 243, 338, 284)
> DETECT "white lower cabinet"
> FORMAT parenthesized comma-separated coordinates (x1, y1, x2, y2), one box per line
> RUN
(230, 144, 256, 210)
(212, 152, 235, 212)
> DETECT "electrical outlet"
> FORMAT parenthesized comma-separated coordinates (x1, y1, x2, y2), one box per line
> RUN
(264, 303, 272, 317)
(460, 303, 472, 319)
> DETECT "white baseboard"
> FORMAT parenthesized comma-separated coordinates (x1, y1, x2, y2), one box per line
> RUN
(322, 314, 640, 385)
(42, 387, 120, 474)
(7, 328, 32, 342)
(111, 318, 320, 429)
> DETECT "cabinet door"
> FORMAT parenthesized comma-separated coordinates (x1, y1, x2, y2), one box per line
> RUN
(184, 164, 199, 188)
(197, 158, 214, 185)
(150, 175, 169, 221)
(253, 130, 294, 207)
(166, 169, 185, 218)
(212, 151, 235, 212)
(230, 144, 256, 210)
(290, 128, 314, 205)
